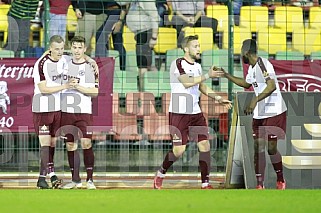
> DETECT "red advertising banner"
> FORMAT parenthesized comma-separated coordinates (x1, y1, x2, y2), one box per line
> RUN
(0, 57, 114, 133)
(243, 59, 321, 91)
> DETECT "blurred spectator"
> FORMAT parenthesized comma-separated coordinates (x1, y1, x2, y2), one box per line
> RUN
(71, 0, 107, 56)
(0, 0, 11, 5)
(71, 0, 127, 71)
(4, 0, 40, 57)
(234, 0, 261, 15)
(156, 0, 169, 27)
(47, 0, 72, 40)
(233, 0, 261, 25)
(126, 0, 159, 91)
(95, 0, 127, 70)
(170, 0, 218, 47)
(291, 0, 316, 6)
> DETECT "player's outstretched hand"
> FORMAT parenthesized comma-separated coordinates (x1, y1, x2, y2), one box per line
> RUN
(244, 98, 257, 115)
(67, 78, 78, 89)
(217, 98, 233, 110)
(209, 66, 226, 78)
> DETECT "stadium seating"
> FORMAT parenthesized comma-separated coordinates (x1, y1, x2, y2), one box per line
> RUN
(201, 49, 229, 71)
(123, 26, 136, 51)
(274, 6, 304, 33)
(223, 26, 251, 54)
(184, 27, 213, 52)
(143, 71, 170, 97)
(113, 70, 123, 94)
(218, 113, 229, 141)
(113, 70, 138, 94)
(0, 15, 8, 46)
(29, 24, 44, 48)
(161, 92, 171, 114)
(201, 49, 229, 90)
(165, 48, 184, 71)
(310, 51, 321, 60)
(153, 27, 177, 54)
(112, 93, 141, 141)
(292, 28, 321, 55)
(125, 92, 157, 116)
(200, 92, 229, 141)
(143, 92, 171, 141)
(0, 4, 10, 15)
(257, 50, 269, 59)
(121, 92, 170, 142)
(0, 5, 10, 46)
(143, 113, 171, 141)
(123, 49, 156, 72)
(275, 51, 305, 60)
(257, 27, 287, 55)
(0, 49, 14, 58)
(107, 50, 120, 71)
(67, 5, 78, 33)
(125, 50, 138, 71)
(200, 92, 229, 119)
(309, 6, 321, 29)
(206, 5, 228, 33)
(240, 6, 269, 33)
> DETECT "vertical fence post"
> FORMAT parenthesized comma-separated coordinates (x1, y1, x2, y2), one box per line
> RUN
(227, 0, 234, 136)
(43, 0, 50, 49)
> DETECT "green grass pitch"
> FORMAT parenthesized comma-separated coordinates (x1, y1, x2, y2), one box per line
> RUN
(0, 189, 320, 212)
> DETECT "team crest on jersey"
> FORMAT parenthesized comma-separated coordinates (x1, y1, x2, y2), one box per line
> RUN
(39, 125, 50, 135)
(79, 70, 85, 76)
(263, 71, 269, 77)
(172, 134, 182, 143)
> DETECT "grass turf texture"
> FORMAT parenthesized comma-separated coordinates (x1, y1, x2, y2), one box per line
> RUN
(0, 189, 320, 212)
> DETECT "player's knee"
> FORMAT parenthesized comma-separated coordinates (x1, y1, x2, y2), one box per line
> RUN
(66, 142, 78, 151)
(267, 147, 277, 155)
(254, 138, 265, 151)
(173, 146, 186, 157)
(267, 140, 277, 155)
(197, 140, 210, 152)
(81, 139, 92, 149)
(39, 135, 51, 146)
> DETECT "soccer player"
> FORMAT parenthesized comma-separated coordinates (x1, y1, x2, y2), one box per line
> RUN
(214, 39, 287, 190)
(153, 35, 232, 189)
(32, 35, 75, 189)
(61, 36, 99, 190)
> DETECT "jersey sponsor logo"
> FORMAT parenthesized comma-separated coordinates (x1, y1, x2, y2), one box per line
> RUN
(52, 73, 81, 82)
(62, 74, 80, 82)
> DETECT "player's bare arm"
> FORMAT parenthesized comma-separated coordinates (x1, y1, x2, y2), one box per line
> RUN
(178, 66, 222, 88)
(37, 80, 73, 94)
(214, 67, 252, 89)
(83, 55, 99, 75)
(74, 84, 99, 97)
(244, 79, 276, 115)
(199, 83, 232, 110)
